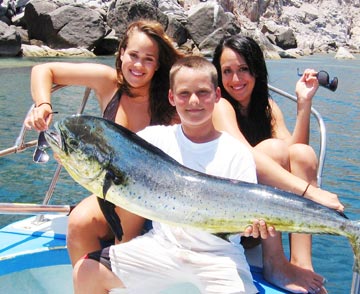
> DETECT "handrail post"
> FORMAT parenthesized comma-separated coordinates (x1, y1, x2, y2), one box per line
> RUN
(0, 105, 37, 157)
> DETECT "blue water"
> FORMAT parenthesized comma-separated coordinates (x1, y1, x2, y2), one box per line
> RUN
(0, 55, 359, 293)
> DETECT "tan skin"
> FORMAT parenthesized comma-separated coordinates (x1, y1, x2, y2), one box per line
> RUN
(213, 99, 342, 208)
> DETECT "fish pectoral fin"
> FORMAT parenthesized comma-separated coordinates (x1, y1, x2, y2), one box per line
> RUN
(97, 197, 123, 242)
(103, 170, 125, 198)
(103, 170, 116, 199)
(336, 210, 349, 219)
(100, 170, 125, 241)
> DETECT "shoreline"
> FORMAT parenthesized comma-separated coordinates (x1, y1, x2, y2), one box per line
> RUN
(1, 52, 359, 70)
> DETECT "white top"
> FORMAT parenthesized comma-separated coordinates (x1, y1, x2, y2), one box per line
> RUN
(137, 124, 257, 250)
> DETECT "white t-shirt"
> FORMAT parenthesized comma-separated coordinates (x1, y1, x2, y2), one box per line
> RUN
(137, 124, 257, 250)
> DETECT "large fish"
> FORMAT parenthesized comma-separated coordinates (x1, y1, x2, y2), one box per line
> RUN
(45, 115, 360, 274)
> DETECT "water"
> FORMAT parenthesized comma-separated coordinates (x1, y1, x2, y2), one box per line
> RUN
(0, 55, 359, 293)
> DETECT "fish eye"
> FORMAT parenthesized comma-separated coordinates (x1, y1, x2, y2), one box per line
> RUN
(68, 138, 79, 148)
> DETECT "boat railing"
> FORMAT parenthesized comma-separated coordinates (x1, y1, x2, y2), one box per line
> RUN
(0, 84, 326, 216)
(0, 85, 91, 219)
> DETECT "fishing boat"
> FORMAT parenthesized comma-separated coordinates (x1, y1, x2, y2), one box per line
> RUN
(0, 83, 357, 294)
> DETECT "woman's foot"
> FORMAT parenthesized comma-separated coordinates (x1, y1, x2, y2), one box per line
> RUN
(263, 256, 326, 293)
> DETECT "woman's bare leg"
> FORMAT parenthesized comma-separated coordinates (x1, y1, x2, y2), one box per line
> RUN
(67, 195, 113, 266)
(73, 257, 124, 294)
(67, 194, 146, 266)
(256, 140, 325, 293)
(288, 144, 318, 271)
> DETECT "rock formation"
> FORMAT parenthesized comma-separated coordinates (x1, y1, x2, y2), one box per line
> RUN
(0, 0, 359, 59)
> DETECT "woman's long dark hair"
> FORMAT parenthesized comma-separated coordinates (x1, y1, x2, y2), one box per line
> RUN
(115, 20, 184, 125)
(212, 35, 273, 146)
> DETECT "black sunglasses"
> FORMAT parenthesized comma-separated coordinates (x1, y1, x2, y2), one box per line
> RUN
(33, 131, 50, 163)
(297, 68, 338, 92)
(33, 111, 58, 164)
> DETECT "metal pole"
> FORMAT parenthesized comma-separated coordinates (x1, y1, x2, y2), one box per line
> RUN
(0, 140, 37, 157)
(351, 271, 360, 294)
(0, 203, 72, 215)
(0, 105, 37, 157)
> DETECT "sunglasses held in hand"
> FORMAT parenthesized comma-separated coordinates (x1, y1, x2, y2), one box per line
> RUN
(32, 111, 58, 164)
(33, 131, 50, 163)
(297, 68, 338, 92)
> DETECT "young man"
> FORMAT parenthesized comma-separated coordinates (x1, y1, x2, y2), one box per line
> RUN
(72, 56, 271, 294)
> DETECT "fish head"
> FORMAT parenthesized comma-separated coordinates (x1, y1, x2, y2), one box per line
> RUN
(44, 115, 112, 188)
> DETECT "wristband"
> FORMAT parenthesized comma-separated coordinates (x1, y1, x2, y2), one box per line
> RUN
(36, 102, 52, 110)
(302, 183, 311, 196)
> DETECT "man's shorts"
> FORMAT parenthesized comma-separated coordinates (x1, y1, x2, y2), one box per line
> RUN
(86, 230, 258, 294)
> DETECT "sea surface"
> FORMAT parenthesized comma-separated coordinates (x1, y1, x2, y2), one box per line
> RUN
(0, 54, 359, 293)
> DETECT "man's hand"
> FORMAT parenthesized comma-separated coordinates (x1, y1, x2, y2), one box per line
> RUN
(243, 219, 276, 239)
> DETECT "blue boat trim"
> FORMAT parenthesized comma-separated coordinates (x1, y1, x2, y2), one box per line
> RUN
(0, 215, 68, 275)
(251, 266, 287, 293)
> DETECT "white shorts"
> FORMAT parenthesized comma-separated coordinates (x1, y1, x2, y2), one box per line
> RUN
(108, 230, 258, 294)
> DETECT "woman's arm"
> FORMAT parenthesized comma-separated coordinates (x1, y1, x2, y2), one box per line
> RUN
(25, 62, 118, 131)
(272, 69, 319, 145)
(213, 98, 344, 211)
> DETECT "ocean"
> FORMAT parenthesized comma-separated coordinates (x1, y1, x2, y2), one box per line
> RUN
(0, 54, 359, 293)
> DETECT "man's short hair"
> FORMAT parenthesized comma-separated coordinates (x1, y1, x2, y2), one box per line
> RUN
(170, 56, 218, 90)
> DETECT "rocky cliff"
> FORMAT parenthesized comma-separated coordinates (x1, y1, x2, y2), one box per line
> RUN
(0, 0, 358, 59)
(220, 0, 360, 54)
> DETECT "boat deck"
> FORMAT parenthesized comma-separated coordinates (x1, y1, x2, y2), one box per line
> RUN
(0, 215, 69, 275)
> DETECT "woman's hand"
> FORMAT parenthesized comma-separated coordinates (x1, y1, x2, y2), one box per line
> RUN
(304, 185, 345, 212)
(24, 103, 54, 131)
(296, 68, 319, 103)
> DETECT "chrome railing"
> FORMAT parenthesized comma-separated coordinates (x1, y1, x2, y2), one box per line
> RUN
(0, 85, 91, 218)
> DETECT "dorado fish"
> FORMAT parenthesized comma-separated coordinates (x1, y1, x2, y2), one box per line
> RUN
(44, 115, 360, 275)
